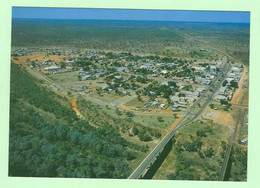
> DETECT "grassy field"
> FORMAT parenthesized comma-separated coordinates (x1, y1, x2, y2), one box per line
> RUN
(98, 104, 122, 117)
(131, 115, 177, 129)
(47, 71, 78, 83)
(125, 97, 146, 107)
(98, 104, 177, 129)
(213, 103, 229, 111)
(88, 92, 124, 103)
(180, 120, 230, 141)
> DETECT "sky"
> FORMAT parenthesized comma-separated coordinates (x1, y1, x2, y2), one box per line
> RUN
(12, 7, 250, 23)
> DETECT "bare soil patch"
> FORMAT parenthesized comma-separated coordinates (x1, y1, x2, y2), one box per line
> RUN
(167, 116, 183, 132)
(231, 67, 248, 104)
(204, 108, 235, 127)
(11, 55, 67, 64)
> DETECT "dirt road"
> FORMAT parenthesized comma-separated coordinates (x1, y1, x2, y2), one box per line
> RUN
(231, 67, 248, 104)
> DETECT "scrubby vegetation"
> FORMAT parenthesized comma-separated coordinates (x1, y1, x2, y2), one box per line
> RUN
(9, 63, 143, 178)
(228, 146, 247, 181)
(163, 132, 226, 181)
(12, 19, 248, 63)
(77, 99, 162, 142)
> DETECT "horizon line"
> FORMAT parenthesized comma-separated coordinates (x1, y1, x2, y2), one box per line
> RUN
(12, 18, 250, 24)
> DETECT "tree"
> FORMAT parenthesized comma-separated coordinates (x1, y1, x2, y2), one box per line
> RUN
(220, 99, 229, 105)
(198, 150, 204, 158)
(67, 91, 72, 96)
(196, 129, 207, 137)
(116, 108, 121, 116)
(138, 132, 152, 141)
(126, 111, 134, 117)
(204, 147, 214, 157)
(123, 151, 136, 161)
(221, 141, 227, 150)
(132, 126, 139, 135)
(167, 173, 176, 180)
(60, 62, 66, 69)
(168, 81, 177, 87)
(157, 117, 164, 122)
(222, 80, 228, 87)
(31, 61, 36, 68)
(224, 106, 229, 111)
(230, 80, 238, 88)
(137, 94, 142, 101)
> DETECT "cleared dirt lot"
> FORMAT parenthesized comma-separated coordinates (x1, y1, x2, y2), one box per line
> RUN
(231, 67, 248, 105)
(12, 55, 67, 64)
(203, 107, 235, 127)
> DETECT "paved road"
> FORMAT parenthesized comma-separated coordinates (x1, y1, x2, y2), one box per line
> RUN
(128, 59, 231, 179)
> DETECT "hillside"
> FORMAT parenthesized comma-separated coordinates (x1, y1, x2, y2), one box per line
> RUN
(9, 63, 144, 178)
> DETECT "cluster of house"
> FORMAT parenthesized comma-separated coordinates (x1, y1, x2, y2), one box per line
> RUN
(142, 80, 206, 111)
(116, 67, 128, 72)
(180, 64, 222, 85)
(43, 48, 81, 56)
(17, 48, 242, 109)
(13, 47, 105, 74)
(139, 62, 177, 76)
(143, 99, 166, 109)
(99, 75, 131, 96)
(78, 68, 111, 80)
(72, 86, 92, 93)
(216, 65, 243, 101)
(137, 59, 225, 86)
(11, 47, 38, 56)
(171, 87, 205, 111)
(41, 56, 79, 73)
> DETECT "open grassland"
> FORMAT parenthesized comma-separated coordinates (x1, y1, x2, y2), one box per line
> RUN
(90, 103, 177, 130)
(125, 97, 146, 107)
(180, 120, 230, 141)
(47, 71, 79, 83)
(131, 115, 177, 129)
(88, 92, 124, 103)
